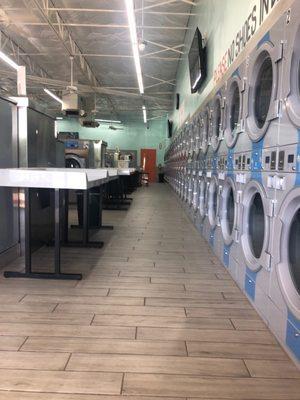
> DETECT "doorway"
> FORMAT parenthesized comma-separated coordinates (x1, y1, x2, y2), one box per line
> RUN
(140, 149, 157, 183)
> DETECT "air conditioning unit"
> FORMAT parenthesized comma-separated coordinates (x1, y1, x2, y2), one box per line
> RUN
(62, 86, 86, 117)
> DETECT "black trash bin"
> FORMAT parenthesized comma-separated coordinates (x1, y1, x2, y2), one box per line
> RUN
(76, 188, 100, 228)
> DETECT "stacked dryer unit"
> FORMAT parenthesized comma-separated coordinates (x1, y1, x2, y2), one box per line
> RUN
(164, 0, 300, 367)
(208, 86, 226, 260)
(198, 104, 212, 243)
(267, 2, 300, 362)
(191, 115, 202, 224)
(236, 13, 285, 327)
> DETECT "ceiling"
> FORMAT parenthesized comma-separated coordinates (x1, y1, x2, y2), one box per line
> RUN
(0, 0, 195, 122)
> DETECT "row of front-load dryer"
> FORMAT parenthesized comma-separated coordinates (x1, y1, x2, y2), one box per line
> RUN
(165, 1, 300, 366)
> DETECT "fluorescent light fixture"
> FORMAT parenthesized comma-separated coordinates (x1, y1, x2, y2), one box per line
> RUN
(142, 105, 147, 124)
(125, 0, 144, 94)
(44, 88, 63, 105)
(0, 51, 19, 70)
(95, 119, 122, 124)
(56, 117, 63, 120)
(192, 72, 202, 90)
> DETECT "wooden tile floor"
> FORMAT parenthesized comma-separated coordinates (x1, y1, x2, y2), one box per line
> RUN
(0, 183, 299, 399)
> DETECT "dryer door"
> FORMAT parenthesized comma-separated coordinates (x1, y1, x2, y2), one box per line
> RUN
(245, 42, 281, 142)
(201, 108, 210, 155)
(192, 176, 200, 213)
(284, 18, 300, 128)
(65, 154, 85, 168)
(211, 94, 223, 152)
(224, 77, 244, 148)
(188, 176, 194, 206)
(208, 175, 219, 229)
(198, 176, 207, 219)
(274, 188, 300, 319)
(184, 174, 190, 202)
(220, 176, 237, 245)
(240, 180, 271, 272)
(194, 115, 201, 154)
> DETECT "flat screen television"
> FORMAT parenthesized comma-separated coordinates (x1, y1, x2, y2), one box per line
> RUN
(188, 28, 207, 93)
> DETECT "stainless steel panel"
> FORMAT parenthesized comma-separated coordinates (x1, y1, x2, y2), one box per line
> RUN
(25, 108, 60, 253)
(0, 97, 19, 254)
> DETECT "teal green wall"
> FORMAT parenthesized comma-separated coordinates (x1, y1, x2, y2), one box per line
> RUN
(58, 117, 168, 166)
(170, 0, 281, 132)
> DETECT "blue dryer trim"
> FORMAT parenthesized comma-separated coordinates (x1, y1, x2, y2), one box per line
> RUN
(251, 139, 264, 183)
(212, 155, 218, 174)
(288, 310, 300, 330)
(245, 266, 257, 301)
(231, 68, 240, 79)
(209, 229, 215, 248)
(227, 148, 234, 176)
(286, 310, 300, 361)
(257, 32, 270, 49)
(223, 244, 231, 268)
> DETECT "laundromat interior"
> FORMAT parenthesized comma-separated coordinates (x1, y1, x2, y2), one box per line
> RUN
(0, 0, 299, 398)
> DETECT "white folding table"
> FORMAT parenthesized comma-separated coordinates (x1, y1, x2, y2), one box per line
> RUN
(0, 168, 108, 280)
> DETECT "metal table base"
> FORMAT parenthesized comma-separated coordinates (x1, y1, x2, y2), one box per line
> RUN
(4, 187, 103, 280)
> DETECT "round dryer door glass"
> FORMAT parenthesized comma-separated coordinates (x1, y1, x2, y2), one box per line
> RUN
(226, 187, 235, 235)
(288, 209, 300, 294)
(213, 99, 221, 138)
(230, 82, 240, 133)
(254, 57, 273, 129)
(248, 193, 265, 259)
